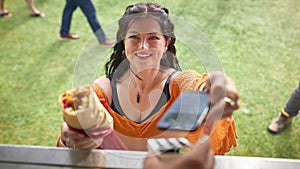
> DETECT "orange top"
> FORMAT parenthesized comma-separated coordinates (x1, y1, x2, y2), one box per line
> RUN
(92, 70, 238, 155)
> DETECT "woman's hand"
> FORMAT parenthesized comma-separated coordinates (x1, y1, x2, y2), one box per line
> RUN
(143, 136, 214, 169)
(60, 122, 103, 149)
(204, 71, 240, 122)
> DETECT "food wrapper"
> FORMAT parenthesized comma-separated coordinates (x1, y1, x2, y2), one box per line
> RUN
(59, 84, 128, 150)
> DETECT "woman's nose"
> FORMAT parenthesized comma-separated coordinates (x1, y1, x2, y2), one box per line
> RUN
(138, 38, 149, 49)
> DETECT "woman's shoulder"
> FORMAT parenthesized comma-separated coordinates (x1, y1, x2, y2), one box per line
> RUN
(94, 75, 112, 104)
(94, 75, 111, 86)
(170, 69, 205, 82)
(169, 70, 207, 93)
(174, 69, 201, 77)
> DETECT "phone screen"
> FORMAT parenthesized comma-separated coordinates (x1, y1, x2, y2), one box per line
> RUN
(157, 91, 210, 131)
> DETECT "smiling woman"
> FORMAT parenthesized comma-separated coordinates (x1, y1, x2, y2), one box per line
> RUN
(57, 2, 240, 160)
(0, 0, 299, 161)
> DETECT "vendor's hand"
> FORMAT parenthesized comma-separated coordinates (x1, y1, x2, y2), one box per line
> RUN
(204, 71, 240, 122)
(60, 122, 103, 149)
(143, 136, 214, 169)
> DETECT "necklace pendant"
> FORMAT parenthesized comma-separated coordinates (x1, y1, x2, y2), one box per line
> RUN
(137, 93, 140, 103)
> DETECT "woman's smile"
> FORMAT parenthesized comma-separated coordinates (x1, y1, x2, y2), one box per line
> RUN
(135, 51, 152, 59)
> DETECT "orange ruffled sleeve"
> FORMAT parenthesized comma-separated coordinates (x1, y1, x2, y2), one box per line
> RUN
(92, 70, 238, 155)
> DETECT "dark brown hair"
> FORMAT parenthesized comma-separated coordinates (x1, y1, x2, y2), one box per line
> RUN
(105, 2, 181, 79)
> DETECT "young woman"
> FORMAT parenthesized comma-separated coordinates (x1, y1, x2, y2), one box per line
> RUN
(58, 2, 239, 158)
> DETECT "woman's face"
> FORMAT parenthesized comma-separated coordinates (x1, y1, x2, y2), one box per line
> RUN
(123, 17, 170, 70)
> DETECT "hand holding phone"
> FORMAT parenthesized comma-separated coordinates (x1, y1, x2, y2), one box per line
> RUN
(157, 91, 210, 131)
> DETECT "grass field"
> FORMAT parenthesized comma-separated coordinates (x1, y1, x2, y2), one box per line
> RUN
(0, 0, 299, 159)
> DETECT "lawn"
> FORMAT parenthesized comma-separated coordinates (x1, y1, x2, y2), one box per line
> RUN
(0, 0, 299, 159)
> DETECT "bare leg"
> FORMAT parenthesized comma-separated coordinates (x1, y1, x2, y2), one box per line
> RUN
(0, 0, 13, 18)
(26, 0, 46, 17)
(0, 0, 4, 13)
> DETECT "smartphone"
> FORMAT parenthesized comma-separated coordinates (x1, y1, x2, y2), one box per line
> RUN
(157, 91, 210, 131)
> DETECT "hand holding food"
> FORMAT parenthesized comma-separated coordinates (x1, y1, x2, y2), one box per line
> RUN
(58, 85, 127, 150)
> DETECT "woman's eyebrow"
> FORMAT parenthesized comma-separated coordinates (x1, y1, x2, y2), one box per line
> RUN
(127, 31, 162, 35)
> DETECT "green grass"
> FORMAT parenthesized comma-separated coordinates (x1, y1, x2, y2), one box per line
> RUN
(1, 0, 299, 159)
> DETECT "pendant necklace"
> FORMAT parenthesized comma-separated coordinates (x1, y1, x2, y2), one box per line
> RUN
(129, 67, 143, 103)
(129, 67, 161, 104)
(136, 92, 140, 103)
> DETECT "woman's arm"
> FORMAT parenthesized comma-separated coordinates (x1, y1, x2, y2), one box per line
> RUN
(94, 75, 113, 105)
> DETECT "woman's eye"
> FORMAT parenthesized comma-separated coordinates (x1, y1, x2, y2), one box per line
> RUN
(129, 35, 138, 39)
(149, 36, 159, 40)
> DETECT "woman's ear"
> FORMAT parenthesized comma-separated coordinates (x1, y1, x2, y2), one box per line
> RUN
(165, 38, 171, 51)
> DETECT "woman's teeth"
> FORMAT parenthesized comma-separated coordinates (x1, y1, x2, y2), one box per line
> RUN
(136, 53, 151, 57)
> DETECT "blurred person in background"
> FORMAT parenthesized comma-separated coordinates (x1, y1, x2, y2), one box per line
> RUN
(59, 0, 116, 46)
(0, 0, 46, 18)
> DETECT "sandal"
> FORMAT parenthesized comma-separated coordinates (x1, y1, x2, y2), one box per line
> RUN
(0, 12, 13, 18)
(30, 12, 46, 18)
